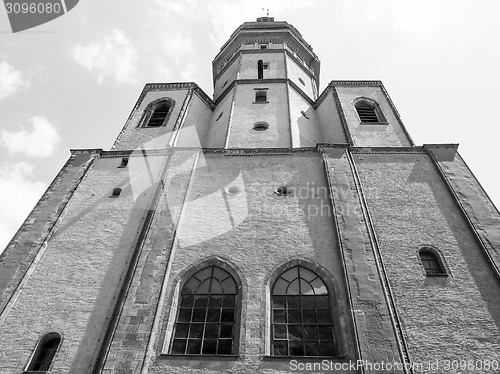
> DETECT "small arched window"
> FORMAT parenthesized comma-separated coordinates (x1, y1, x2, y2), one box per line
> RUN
(170, 265, 239, 355)
(419, 248, 447, 276)
(26, 332, 61, 372)
(354, 100, 384, 123)
(138, 99, 174, 128)
(271, 266, 336, 356)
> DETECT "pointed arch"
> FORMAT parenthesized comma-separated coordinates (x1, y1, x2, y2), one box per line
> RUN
(264, 259, 349, 358)
(137, 97, 176, 128)
(418, 247, 448, 276)
(168, 258, 243, 355)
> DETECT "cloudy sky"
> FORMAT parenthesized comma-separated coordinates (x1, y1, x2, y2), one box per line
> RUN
(0, 0, 499, 252)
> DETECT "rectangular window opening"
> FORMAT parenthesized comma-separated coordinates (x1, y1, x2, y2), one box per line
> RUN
(255, 91, 267, 103)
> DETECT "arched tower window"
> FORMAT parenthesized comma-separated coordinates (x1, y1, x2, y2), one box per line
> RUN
(419, 248, 447, 276)
(147, 102, 170, 127)
(170, 265, 239, 355)
(137, 98, 175, 128)
(354, 99, 385, 123)
(271, 266, 337, 356)
(26, 332, 61, 372)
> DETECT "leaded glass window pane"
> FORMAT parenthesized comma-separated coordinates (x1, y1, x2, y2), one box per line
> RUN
(271, 266, 337, 357)
(171, 265, 238, 355)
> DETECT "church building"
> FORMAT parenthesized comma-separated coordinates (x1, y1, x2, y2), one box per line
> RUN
(1, 17, 500, 374)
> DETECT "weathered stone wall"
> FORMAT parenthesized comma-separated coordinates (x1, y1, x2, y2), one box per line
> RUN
(0, 152, 164, 373)
(102, 150, 358, 373)
(238, 52, 286, 80)
(288, 86, 320, 148)
(354, 150, 500, 371)
(175, 92, 213, 148)
(322, 147, 405, 372)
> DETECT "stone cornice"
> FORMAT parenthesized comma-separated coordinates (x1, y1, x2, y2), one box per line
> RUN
(70, 148, 103, 155)
(215, 78, 314, 106)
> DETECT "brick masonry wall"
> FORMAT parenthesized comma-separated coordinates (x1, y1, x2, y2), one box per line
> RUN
(0, 153, 164, 373)
(0, 152, 96, 315)
(322, 147, 404, 373)
(102, 150, 358, 373)
(285, 55, 315, 100)
(354, 150, 500, 371)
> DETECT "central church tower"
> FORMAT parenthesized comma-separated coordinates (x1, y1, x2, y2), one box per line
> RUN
(2, 17, 500, 374)
(211, 16, 321, 149)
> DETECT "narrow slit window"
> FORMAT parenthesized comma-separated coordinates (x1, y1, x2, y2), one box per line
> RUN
(258, 60, 264, 79)
(271, 266, 337, 357)
(420, 249, 447, 276)
(118, 157, 129, 168)
(170, 265, 239, 355)
(255, 91, 267, 103)
(26, 333, 61, 372)
(111, 187, 122, 197)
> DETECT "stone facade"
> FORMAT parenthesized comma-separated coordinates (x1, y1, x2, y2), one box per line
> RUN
(1, 17, 500, 374)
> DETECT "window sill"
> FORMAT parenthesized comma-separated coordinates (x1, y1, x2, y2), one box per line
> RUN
(158, 353, 239, 361)
(253, 101, 269, 104)
(359, 121, 388, 125)
(426, 273, 448, 277)
(263, 355, 345, 360)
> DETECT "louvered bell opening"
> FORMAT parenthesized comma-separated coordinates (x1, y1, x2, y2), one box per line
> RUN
(147, 104, 169, 127)
(356, 106, 379, 122)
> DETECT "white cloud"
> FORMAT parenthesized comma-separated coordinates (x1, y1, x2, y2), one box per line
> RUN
(391, 0, 448, 34)
(154, 33, 198, 82)
(71, 29, 139, 85)
(0, 60, 30, 100)
(0, 162, 46, 254)
(1, 116, 61, 158)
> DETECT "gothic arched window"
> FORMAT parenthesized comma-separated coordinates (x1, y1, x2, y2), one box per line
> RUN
(419, 248, 447, 276)
(354, 99, 384, 123)
(146, 102, 170, 127)
(271, 266, 337, 356)
(26, 332, 61, 372)
(138, 98, 174, 128)
(170, 265, 239, 355)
